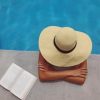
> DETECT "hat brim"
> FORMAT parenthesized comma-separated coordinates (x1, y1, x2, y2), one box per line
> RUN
(39, 26, 92, 67)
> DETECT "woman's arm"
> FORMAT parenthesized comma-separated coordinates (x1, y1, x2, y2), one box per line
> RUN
(38, 53, 87, 85)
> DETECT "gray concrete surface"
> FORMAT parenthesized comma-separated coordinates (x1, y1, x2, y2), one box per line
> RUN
(0, 50, 100, 100)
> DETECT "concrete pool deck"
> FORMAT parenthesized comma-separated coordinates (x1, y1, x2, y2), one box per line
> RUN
(0, 50, 100, 100)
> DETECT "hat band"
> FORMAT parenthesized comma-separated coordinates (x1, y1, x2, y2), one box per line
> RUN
(54, 37, 77, 53)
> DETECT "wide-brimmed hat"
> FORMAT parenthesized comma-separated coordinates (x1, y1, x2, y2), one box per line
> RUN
(39, 26, 92, 67)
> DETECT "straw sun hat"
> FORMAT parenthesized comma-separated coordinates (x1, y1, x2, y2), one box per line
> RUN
(39, 26, 92, 67)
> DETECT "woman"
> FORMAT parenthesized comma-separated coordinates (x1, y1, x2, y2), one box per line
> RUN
(38, 26, 92, 85)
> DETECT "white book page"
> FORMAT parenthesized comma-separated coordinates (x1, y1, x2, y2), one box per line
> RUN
(11, 70, 37, 100)
(0, 63, 23, 90)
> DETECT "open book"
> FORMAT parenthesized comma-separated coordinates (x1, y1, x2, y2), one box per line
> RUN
(0, 63, 37, 100)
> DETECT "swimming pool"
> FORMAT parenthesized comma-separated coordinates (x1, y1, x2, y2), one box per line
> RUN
(0, 0, 100, 54)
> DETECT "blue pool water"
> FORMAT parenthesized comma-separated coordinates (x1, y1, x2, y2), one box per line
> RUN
(0, 0, 100, 54)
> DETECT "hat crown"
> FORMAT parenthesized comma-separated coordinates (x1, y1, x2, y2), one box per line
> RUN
(55, 27, 77, 52)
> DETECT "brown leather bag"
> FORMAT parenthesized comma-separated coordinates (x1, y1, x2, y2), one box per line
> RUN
(38, 53, 87, 85)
